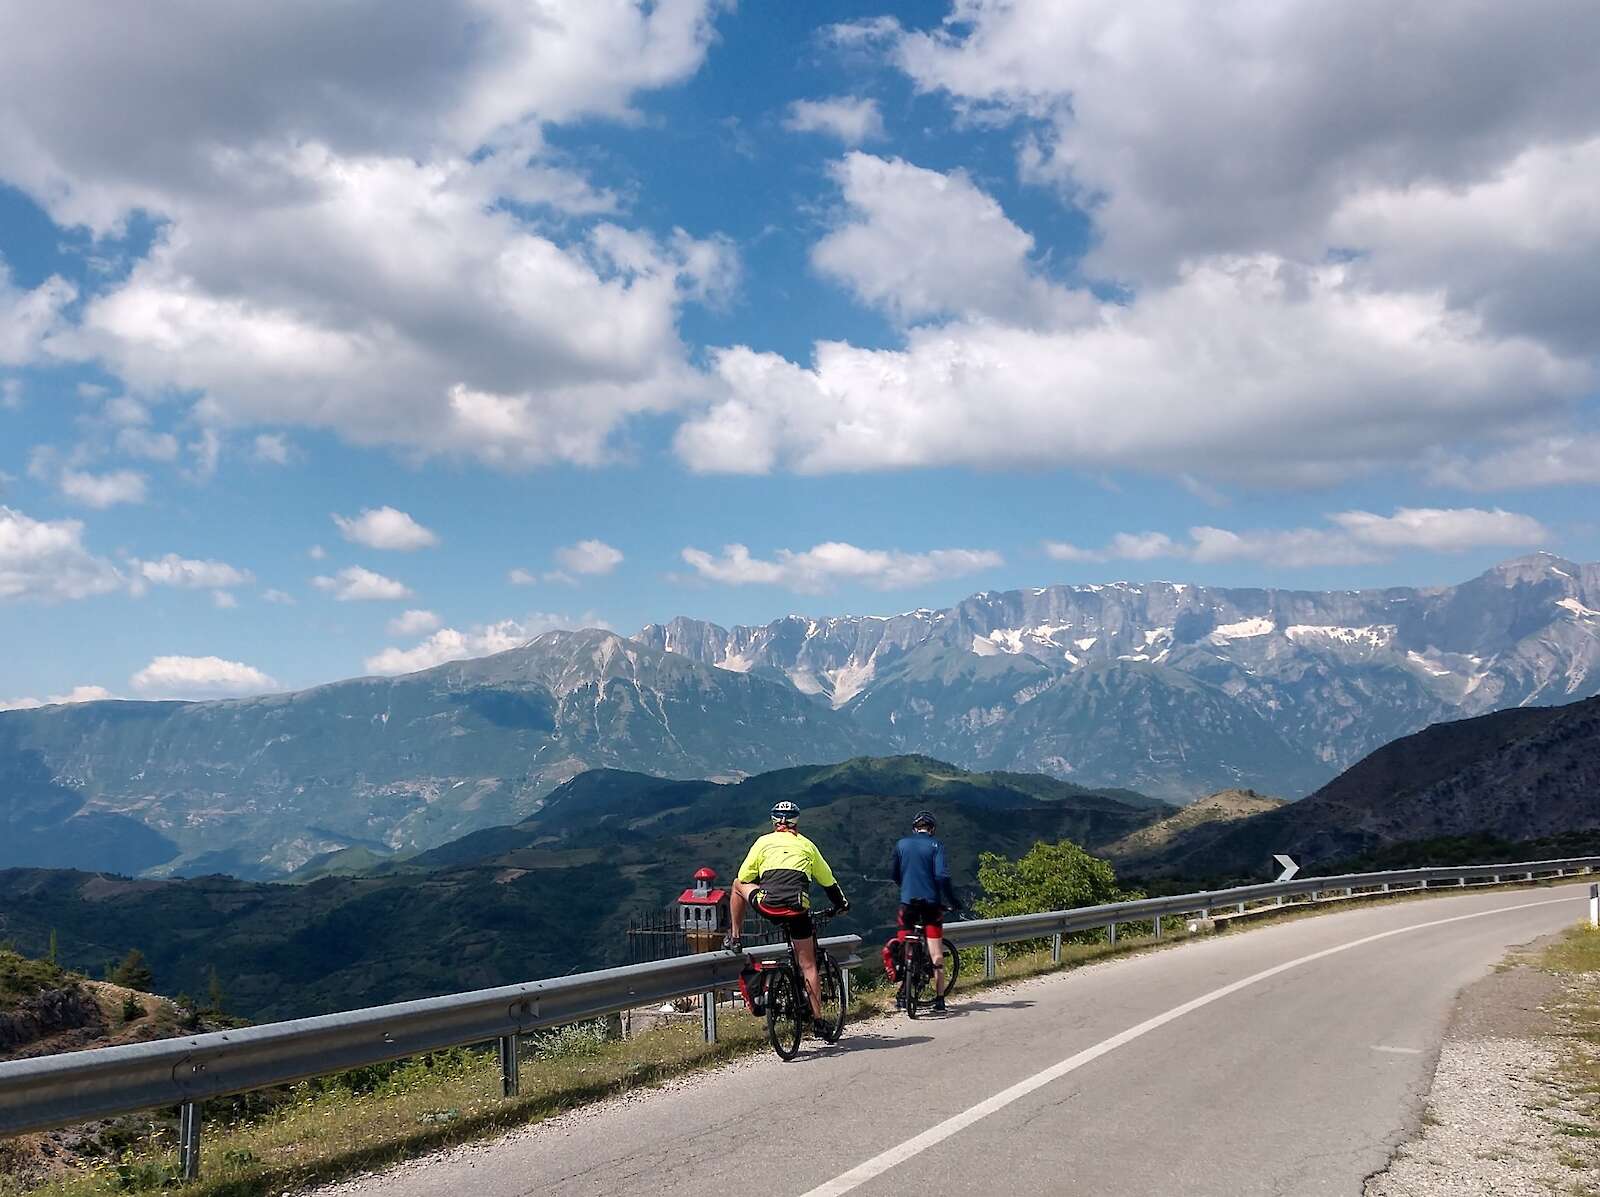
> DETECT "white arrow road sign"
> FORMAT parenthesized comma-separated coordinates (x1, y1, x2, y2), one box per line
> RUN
(1274, 854, 1300, 882)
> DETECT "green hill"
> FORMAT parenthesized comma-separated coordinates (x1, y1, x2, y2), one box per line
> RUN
(0, 757, 1166, 1020)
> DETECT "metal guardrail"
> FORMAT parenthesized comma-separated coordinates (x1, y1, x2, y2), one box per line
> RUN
(1, 854, 1594, 1177)
(0, 934, 861, 1173)
(943, 856, 1600, 976)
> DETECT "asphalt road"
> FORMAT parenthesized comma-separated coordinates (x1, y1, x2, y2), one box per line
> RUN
(324, 882, 1594, 1197)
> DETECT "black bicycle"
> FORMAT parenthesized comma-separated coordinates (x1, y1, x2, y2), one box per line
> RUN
(898, 916, 960, 1018)
(739, 911, 847, 1060)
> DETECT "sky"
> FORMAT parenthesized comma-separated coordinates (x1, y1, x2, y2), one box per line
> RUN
(2, 0, 1598, 704)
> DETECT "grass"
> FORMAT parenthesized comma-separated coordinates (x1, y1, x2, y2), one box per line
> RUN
(1535, 923, 1600, 1178)
(2, 875, 1590, 1197)
(0, 949, 74, 1011)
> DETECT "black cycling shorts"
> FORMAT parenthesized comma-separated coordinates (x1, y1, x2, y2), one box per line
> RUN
(898, 900, 944, 939)
(754, 891, 814, 940)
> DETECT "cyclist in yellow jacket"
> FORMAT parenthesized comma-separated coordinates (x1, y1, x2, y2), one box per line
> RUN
(726, 800, 849, 1022)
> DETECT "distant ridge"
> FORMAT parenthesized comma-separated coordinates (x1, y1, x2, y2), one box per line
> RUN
(4, 555, 1599, 876)
(1144, 695, 1600, 874)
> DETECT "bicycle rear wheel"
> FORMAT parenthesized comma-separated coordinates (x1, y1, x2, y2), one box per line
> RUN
(941, 941, 961, 994)
(817, 955, 846, 1043)
(764, 968, 804, 1060)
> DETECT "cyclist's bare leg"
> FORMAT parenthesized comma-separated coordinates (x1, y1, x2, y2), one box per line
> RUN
(728, 881, 758, 940)
(793, 934, 823, 1018)
(927, 933, 945, 996)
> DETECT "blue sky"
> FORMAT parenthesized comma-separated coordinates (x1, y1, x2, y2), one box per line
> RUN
(2, 1, 1598, 702)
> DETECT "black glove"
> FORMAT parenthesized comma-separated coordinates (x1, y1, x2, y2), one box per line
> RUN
(831, 897, 851, 915)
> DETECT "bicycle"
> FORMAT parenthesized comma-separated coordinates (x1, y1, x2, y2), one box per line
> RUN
(896, 915, 962, 1017)
(737, 911, 847, 1061)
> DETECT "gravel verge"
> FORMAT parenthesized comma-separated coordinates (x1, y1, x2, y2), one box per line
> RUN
(1365, 939, 1600, 1197)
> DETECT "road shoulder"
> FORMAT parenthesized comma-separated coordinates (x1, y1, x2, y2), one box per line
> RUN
(1365, 927, 1600, 1196)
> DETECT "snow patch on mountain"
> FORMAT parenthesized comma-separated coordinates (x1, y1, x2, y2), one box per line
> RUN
(1209, 618, 1275, 643)
(827, 657, 876, 708)
(1284, 624, 1397, 648)
(1556, 597, 1600, 618)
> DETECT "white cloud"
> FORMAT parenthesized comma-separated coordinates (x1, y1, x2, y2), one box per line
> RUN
(0, 684, 114, 710)
(332, 506, 440, 551)
(1047, 507, 1550, 567)
(364, 611, 607, 675)
(253, 433, 292, 465)
(895, 1, 1600, 287)
(1045, 532, 1177, 563)
(1, 379, 20, 410)
(680, 541, 1003, 593)
(261, 588, 296, 605)
(1, 3, 733, 472)
(0, 506, 124, 601)
(1428, 434, 1600, 490)
(115, 426, 180, 461)
(791, 3, 1600, 487)
(681, 255, 1590, 481)
(387, 608, 441, 637)
(308, 545, 327, 560)
(131, 553, 253, 591)
(312, 565, 412, 602)
(811, 154, 1084, 328)
(507, 567, 538, 586)
(0, 260, 74, 365)
(58, 468, 147, 508)
(1328, 506, 1550, 552)
(783, 97, 885, 145)
(554, 538, 624, 576)
(130, 654, 277, 699)
(212, 590, 238, 609)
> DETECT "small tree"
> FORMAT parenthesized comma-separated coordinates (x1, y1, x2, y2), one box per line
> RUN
(975, 839, 1135, 921)
(109, 949, 154, 992)
(206, 966, 226, 1015)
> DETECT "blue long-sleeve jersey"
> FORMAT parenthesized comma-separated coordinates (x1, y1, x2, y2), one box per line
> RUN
(891, 833, 960, 907)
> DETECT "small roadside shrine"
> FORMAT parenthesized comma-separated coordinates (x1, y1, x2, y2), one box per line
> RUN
(677, 866, 729, 952)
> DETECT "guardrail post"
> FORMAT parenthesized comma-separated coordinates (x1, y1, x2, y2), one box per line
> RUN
(1237, 901, 1246, 915)
(1527, 871, 1535, 881)
(1107, 921, 1117, 945)
(1589, 883, 1598, 929)
(984, 944, 996, 980)
(1345, 886, 1353, 897)
(497, 1034, 520, 1098)
(841, 966, 852, 1011)
(1051, 932, 1062, 962)
(178, 1101, 201, 1180)
(702, 990, 717, 1043)
(1457, 877, 1465, 887)
(1382, 882, 1391, 892)
(1153, 915, 1163, 939)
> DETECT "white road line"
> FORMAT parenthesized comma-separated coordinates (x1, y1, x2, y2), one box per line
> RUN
(1371, 1045, 1424, 1055)
(799, 895, 1572, 1197)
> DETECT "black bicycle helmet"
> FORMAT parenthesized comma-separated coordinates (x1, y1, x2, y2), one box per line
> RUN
(770, 800, 800, 825)
(912, 809, 936, 831)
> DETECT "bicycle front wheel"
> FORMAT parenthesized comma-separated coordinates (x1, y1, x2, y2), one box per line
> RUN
(765, 968, 804, 1060)
(818, 955, 846, 1043)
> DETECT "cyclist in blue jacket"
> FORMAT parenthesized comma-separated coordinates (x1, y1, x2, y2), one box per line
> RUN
(891, 810, 962, 1012)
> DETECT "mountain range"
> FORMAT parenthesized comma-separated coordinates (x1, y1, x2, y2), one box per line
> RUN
(2, 553, 1597, 877)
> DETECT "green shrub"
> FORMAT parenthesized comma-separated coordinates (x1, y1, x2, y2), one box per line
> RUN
(527, 1019, 612, 1061)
